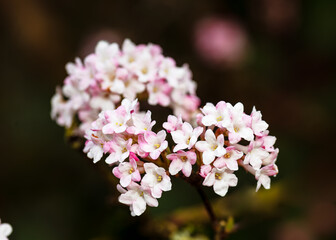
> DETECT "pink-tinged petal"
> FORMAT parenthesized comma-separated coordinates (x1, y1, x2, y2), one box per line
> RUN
(119, 191, 135, 205)
(112, 167, 122, 178)
(131, 170, 142, 182)
(150, 150, 161, 160)
(120, 174, 132, 187)
(203, 172, 215, 186)
(171, 130, 186, 144)
(228, 132, 241, 144)
(166, 153, 178, 161)
(200, 165, 212, 178)
(214, 146, 226, 157)
(256, 174, 270, 191)
(144, 194, 159, 207)
(116, 184, 127, 193)
(217, 134, 225, 145)
(226, 173, 238, 186)
(144, 131, 156, 143)
(182, 162, 192, 177)
(173, 143, 188, 152)
(169, 159, 183, 175)
(202, 115, 216, 126)
(152, 185, 163, 198)
(195, 141, 209, 152)
(193, 126, 204, 138)
(240, 127, 254, 141)
(186, 151, 197, 164)
(225, 158, 239, 171)
(213, 181, 229, 197)
(182, 122, 193, 133)
(160, 177, 172, 191)
(233, 102, 244, 114)
(204, 129, 216, 143)
(143, 163, 156, 173)
(213, 158, 226, 169)
(115, 125, 127, 133)
(132, 198, 147, 216)
(105, 153, 118, 164)
(203, 151, 215, 165)
(102, 123, 115, 134)
(160, 141, 168, 151)
(156, 130, 167, 142)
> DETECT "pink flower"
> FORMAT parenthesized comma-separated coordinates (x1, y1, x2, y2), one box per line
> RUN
(201, 101, 231, 129)
(200, 165, 212, 178)
(226, 102, 254, 144)
(244, 141, 270, 170)
(112, 155, 141, 187)
(127, 111, 156, 135)
(171, 122, 203, 152)
(255, 163, 278, 191)
(118, 182, 158, 216)
(104, 137, 133, 164)
(203, 167, 238, 197)
(163, 115, 183, 133)
(250, 107, 269, 136)
(167, 150, 197, 177)
(102, 106, 130, 134)
(138, 130, 168, 159)
(213, 146, 243, 171)
(147, 79, 172, 107)
(195, 129, 226, 165)
(141, 163, 172, 198)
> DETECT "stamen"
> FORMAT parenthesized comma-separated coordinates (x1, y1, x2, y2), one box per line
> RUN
(215, 173, 222, 180)
(157, 175, 162, 182)
(224, 153, 231, 159)
(91, 133, 98, 138)
(216, 116, 223, 121)
(181, 156, 187, 162)
(234, 126, 239, 132)
(129, 168, 134, 174)
(154, 143, 160, 149)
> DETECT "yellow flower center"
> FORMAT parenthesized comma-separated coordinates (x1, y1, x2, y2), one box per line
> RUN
(129, 168, 134, 174)
(224, 153, 231, 159)
(154, 143, 160, 149)
(216, 116, 223, 121)
(157, 175, 163, 182)
(141, 67, 148, 74)
(211, 144, 218, 151)
(234, 126, 240, 132)
(122, 147, 127, 153)
(215, 173, 222, 180)
(181, 156, 187, 162)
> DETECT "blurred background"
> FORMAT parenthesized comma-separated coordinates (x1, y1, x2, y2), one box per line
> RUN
(1, 0, 336, 239)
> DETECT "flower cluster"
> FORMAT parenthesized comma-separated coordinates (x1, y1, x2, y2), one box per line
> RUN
(84, 98, 279, 216)
(0, 220, 12, 240)
(51, 39, 200, 135)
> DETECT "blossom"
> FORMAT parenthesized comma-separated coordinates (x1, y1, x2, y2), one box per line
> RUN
(102, 106, 130, 134)
(118, 182, 158, 216)
(203, 167, 238, 197)
(167, 150, 197, 177)
(195, 129, 226, 165)
(112, 155, 141, 187)
(244, 141, 270, 169)
(226, 102, 254, 144)
(163, 115, 183, 133)
(255, 163, 278, 191)
(104, 137, 133, 164)
(141, 163, 172, 198)
(138, 130, 168, 159)
(0, 220, 12, 240)
(147, 79, 172, 107)
(250, 107, 269, 136)
(213, 146, 243, 171)
(171, 122, 203, 152)
(201, 101, 231, 128)
(127, 111, 156, 135)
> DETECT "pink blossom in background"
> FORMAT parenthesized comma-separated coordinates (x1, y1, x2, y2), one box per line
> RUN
(194, 17, 248, 67)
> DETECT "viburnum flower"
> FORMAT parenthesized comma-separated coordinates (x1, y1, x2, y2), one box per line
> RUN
(52, 39, 280, 220)
(226, 102, 254, 144)
(201, 101, 231, 128)
(171, 122, 203, 152)
(118, 182, 158, 216)
(138, 130, 168, 160)
(195, 129, 226, 165)
(0, 220, 12, 240)
(112, 154, 141, 187)
(203, 167, 238, 197)
(162, 114, 183, 133)
(167, 150, 197, 177)
(141, 163, 172, 198)
(102, 106, 130, 134)
(213, 146, 243, 171)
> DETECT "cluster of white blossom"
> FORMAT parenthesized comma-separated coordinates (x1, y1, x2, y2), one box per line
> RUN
(52, 39, 279, 216)
(84, 98, 279, 216)
(51, 39, 200, 135)
(0, 220, 12, 240)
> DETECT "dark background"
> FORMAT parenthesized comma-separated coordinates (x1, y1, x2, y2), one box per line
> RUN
(1, 0, 335, 239)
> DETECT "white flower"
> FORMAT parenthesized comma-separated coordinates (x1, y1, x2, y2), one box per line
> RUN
(171, 122, 203, 152)
(127, 111, 156, 135)
(195, 129, 226, 165)
(201, 101, 231, 128)
(226, 102, 254, 144)
(118, 182, 158, 216)
(141, 163, 172, 198)
(203, 167, 238, 197)
(213, 146, 243, 171)
(138, 130, 168, 159)
(0, 220, 12, 240)
(250, 106, 268, 136)
(167, 150, 197, 177)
